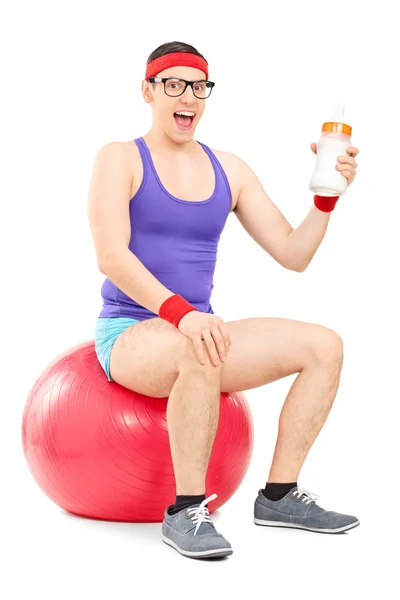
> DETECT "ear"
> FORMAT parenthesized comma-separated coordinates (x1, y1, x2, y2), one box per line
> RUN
(142, 81, 153, 104)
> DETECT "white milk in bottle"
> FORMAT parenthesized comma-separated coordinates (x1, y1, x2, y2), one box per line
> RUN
(309, 102, 352, 197)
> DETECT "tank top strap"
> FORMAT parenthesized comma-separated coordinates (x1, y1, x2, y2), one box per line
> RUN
(197, 141, 231, 200)
(134, 137, 152, 170)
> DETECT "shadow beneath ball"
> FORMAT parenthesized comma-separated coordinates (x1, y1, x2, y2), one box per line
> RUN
(61, 508, 223, 543)
(61, 510, 162, 542)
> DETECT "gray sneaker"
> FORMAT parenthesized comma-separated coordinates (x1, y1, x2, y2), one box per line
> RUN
(254, 487, 360, 534)
(162, 493, 233, 559)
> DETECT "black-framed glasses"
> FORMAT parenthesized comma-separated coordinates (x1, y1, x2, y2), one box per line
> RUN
(147, 77, 215, 99)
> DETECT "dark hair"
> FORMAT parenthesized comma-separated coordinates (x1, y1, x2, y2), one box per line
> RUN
(146, 42, 207, 83)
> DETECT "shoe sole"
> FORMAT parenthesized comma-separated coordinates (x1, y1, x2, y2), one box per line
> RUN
(253, 517, 360, 534)
(162, 535, 233, 558)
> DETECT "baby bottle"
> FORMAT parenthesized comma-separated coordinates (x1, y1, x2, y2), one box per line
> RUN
(309, 102, 352, 197)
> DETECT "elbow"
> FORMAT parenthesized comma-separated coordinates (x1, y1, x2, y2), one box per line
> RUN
(97, 255, 111, 274)
(284, 251, 312, 272)
(98, 261, 109, 275)
(286, 261, 308, 273)
(281, 250, 309, 272)
(97, 259, 108, 275)
(97, 251, 125, 274)
(294, 263, 308, 273)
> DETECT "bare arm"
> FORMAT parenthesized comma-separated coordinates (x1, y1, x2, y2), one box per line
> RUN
(285, 207, 331, 271)
(234, 144, 359, 271)
(87, 142, 174, 315)
(234, 157, 331, 271)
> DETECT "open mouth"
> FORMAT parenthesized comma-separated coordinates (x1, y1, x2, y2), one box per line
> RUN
(173, 112, 195, 130)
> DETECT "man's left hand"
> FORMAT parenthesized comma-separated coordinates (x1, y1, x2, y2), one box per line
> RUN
(311, 142, 360, 186)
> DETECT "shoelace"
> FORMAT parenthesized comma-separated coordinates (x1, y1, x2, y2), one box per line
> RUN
(293, 488, 318, 504)
(187, 493, 217, 535)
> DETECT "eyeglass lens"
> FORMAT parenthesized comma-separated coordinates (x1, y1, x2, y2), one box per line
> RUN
(164, 78, 212, 98)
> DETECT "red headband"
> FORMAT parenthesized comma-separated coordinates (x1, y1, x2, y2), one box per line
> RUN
(145, 52, 209, 80)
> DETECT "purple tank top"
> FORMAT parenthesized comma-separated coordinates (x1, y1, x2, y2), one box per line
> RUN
(98, 136, 233, 320)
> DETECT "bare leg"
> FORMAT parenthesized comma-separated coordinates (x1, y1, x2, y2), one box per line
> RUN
(110, 316, 344, 494)
(166, 341, 223, 495)
(109, 318, 224, 497)
(218, 317, 344, 483)
(268, 338, 343, 482)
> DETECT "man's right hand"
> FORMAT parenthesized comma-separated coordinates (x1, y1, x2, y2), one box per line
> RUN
(178, 311, 232, 366)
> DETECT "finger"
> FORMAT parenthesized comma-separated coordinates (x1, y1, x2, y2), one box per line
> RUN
(202, 330, 220, 366)
(346, 146, 360, 157)
(337, 164, 356, 175)
(339, 169, 355, 183)
(337, 155, 357, 168)
(192, 335, 206, 365)
(218, 322, 232, 353)
(310, 142, 317, 154)
(211, 327, 227, 362)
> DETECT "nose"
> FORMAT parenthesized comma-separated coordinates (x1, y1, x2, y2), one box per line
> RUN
(181, 83, 196, 103)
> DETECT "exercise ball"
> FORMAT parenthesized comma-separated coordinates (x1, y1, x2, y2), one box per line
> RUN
(22, 340, 254, 522)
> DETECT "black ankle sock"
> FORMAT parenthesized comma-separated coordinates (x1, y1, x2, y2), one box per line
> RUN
(262, 482, 297, 501)
(168, 494, 206, 515)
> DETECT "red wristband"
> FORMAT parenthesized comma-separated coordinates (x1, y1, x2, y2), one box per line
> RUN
(313, 195, 340, 213)
(158, 294, 198, 328)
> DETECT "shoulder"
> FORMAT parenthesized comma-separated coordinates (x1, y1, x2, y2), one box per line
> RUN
(93, 140, 134, 171)
(90, 141, 135, 183)
(207, 145, 245, 166)
(95, 140, 129, 155)
(206, 146, 252, 209)
(207, 145, 251, 180)
(97, 139, 140, 175)
(91, 141, 137, 198)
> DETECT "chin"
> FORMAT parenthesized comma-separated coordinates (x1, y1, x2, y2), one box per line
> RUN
(169, 128, 196, 144)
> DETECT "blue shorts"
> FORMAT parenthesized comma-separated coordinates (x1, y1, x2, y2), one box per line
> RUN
(94, 317, 140, 382)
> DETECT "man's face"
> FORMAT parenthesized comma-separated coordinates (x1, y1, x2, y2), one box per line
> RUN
(142, 66, 208, 142)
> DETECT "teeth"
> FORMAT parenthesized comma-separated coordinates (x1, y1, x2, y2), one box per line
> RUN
(175, 111, 195, 117)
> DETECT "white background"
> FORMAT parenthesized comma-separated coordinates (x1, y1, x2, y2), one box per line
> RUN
(2, 0, 399, 598)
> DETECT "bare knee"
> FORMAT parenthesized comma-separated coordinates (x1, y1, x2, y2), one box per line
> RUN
(178, 336, 224, 382)
(309, 327, 344, 371)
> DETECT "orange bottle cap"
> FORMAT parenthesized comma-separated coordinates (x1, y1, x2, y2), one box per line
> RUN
(322, 121, 352, 136)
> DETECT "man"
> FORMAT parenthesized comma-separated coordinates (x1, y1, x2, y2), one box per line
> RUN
(87, 41, 360, 560)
